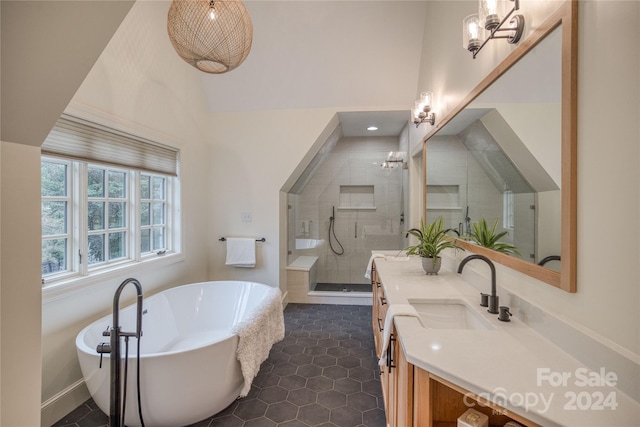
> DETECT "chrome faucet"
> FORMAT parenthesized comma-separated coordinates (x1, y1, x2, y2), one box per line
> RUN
(457, 254, 499, 314)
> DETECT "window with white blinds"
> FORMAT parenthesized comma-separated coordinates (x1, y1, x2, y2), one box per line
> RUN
(41, 115, 181, 293)
(41, 114, 179, 176)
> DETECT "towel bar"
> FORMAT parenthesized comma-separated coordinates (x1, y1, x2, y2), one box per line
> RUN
(219, 237, 266, 242)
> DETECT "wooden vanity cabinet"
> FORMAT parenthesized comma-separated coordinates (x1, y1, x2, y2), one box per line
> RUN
(372, 261, 539, 427)
(372, 260, 411, 427)
(414, 370, 541, 427)
(371, 261, 386, 357)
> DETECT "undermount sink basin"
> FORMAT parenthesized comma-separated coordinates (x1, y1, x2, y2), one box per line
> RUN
(409, 299, 496, 330)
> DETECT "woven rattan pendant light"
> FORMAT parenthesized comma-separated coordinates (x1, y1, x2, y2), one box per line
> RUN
(167, 0, 253, 74)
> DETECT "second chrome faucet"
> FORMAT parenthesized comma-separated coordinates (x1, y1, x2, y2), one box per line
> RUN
(457, 254, 499, 314)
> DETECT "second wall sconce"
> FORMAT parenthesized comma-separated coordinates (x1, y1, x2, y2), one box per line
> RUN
(412, 91, 435, 127)
(463, 0, 525, 59)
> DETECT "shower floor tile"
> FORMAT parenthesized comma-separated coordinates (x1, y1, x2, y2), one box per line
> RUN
(52, 303, 385, 427)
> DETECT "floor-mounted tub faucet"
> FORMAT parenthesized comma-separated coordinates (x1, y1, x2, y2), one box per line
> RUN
(97, 278, 145, 427)
(457, 254, 499, 314)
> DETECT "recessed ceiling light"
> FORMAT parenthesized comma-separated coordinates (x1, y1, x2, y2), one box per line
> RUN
(367, 126, 378, 131)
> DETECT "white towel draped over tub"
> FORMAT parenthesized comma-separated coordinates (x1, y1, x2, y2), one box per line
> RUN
(232, 287, 285, 397)
(225, 237, 256, 268)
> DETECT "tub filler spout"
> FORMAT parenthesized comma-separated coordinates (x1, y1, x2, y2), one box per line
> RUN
(97, 278, 145, 427)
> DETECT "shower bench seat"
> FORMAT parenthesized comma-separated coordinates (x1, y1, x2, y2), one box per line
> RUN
(286, 256, 371, 306)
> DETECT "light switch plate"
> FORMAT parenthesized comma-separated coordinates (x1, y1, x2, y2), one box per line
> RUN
(241, 212, 252, 222)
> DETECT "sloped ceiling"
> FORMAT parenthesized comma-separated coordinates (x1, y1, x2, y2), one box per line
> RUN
(200, 1, 428, 113)
(1, 1, 427, 146)
(1, 0, 134, 147)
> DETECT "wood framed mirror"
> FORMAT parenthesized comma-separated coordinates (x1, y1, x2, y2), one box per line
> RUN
(422, 0, 577, 292)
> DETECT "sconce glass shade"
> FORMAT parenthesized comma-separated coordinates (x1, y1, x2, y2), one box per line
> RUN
(419, 91, 433, 112)
(412, 92, 436, 127)
(463, 14, 483, 52)
(412, 101, 426, 122)
(479, 0, 502, 30)
(167, 0, 253, 74)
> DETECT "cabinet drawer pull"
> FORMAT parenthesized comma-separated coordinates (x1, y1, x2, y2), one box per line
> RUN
(387, 334, 396, 371)
(377, 317, 384, 332)
(375, 281, 381, 288)
(379, 296, 387, 306)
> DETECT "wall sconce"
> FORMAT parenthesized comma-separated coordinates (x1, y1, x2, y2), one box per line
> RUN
(463, 0, 524, 59)
(412, 91, 436, 127)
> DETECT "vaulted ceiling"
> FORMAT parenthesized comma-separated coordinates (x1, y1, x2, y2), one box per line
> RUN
(1, 0, 135, 147)
(1, 1, 429, 146)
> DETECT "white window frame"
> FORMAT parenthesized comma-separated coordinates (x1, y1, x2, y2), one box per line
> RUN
(41, 158, 73, 277)
(503, 189, 515, 229)
(41, 156, 182, 299)
(139, 173, 173, 258)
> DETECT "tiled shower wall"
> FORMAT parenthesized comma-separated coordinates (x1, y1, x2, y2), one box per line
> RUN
(289, 136, 406, 286)
(426, 135, 536, 261)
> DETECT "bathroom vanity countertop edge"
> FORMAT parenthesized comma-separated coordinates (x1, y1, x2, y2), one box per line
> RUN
(374, 256, 640, 427)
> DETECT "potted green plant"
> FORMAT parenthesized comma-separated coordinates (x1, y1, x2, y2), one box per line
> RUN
(405, 216, 459, 275)
(466, 217, 520, 256)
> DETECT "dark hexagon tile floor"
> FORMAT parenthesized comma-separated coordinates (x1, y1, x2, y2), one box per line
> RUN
(53, 303, 385, 427)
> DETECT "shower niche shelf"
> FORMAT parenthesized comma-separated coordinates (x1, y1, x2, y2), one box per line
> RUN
(426, 184, 460, 210)
(338, 185, 375, 210)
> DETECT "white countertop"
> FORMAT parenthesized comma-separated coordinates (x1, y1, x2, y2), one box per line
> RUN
(374, 256, 640, 427)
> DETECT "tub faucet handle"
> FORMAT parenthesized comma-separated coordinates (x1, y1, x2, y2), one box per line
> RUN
(96, 342, 111, 368)
(102, 326, 111, 337)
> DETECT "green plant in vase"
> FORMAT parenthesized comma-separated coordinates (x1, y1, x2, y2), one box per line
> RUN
(405, 216, 459, 275)
(467, 217, 520, 256)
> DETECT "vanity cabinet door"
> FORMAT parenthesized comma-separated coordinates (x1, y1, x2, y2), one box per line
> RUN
(371, 263, 381, 354)
(371, 262, 386, 357)
(395, 337, 413, 427)
(380, 327, 415, 427)
(380, 326, 396, 427)
(412, 367, 431, 427)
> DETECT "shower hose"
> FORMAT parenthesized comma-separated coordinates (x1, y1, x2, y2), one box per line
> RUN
(328, 208, 344, 255)
(120, 336, 145, 427)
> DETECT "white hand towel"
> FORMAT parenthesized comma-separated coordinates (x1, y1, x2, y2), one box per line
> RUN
(364, 253, 386, 279)
(225, 238, 256, 268)
(378, 304, 422, 366)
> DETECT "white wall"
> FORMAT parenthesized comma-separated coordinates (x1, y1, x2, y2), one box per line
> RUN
(1, 141, 43, 427)
(39, 2, 213, 424)
(207, 108, 339, 293)
(420, 0, 639, 356)
(0, 0, 134, 147)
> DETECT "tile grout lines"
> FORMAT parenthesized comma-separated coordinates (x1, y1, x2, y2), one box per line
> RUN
(52, 303, 385, 427)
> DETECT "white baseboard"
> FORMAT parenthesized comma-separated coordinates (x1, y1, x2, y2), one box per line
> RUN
(289, 291, 372, 306)
(41, 379, 90, 427)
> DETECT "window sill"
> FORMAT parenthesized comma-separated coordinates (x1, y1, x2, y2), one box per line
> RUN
(42, 252, 185, 304)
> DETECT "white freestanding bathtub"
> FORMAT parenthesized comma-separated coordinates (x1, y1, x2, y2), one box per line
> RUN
(76, 281, 277, 427)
